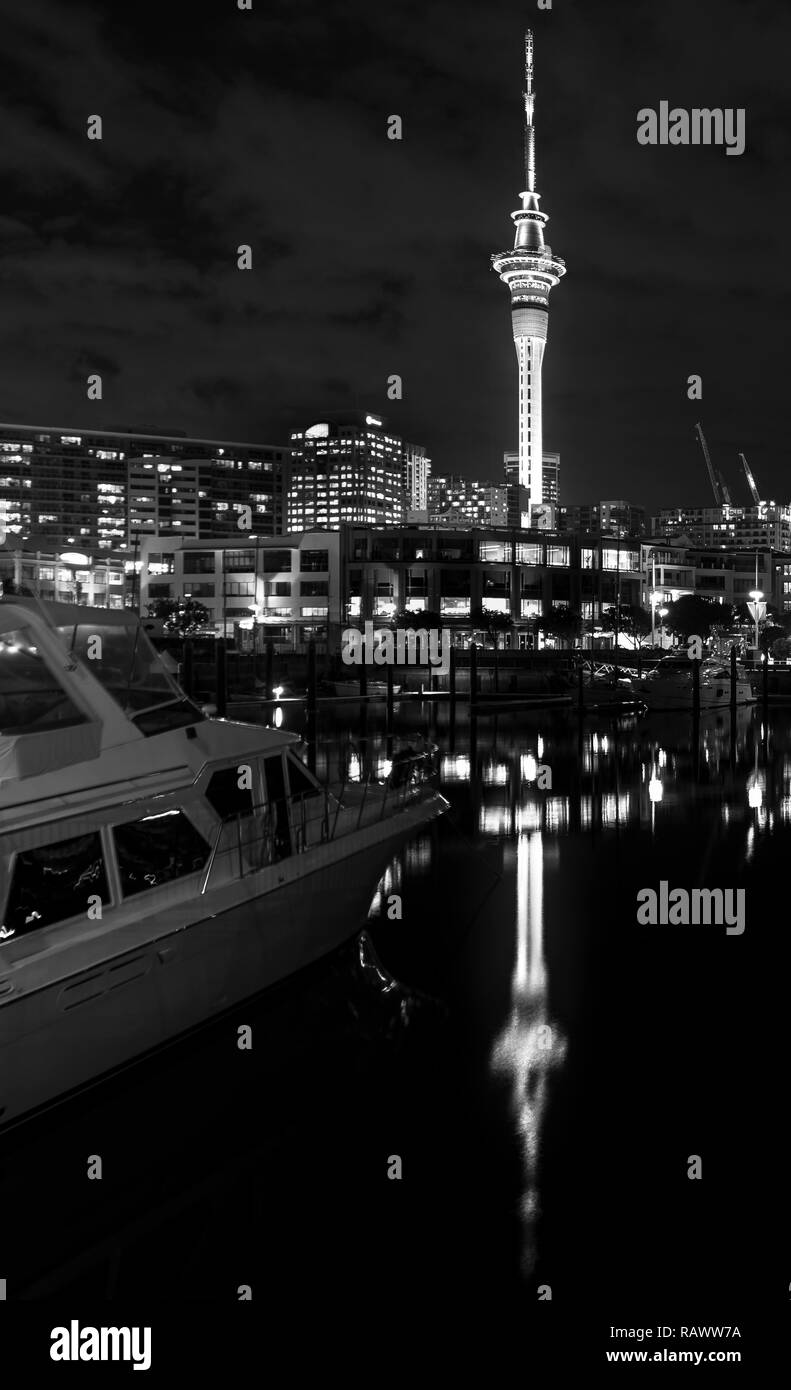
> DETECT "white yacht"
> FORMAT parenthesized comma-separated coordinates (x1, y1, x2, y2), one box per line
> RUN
(634, 653, 754, 711)
(0, 598, 447, 1127)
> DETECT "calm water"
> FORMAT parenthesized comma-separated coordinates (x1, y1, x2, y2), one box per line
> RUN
(2, 699, 786, 1329)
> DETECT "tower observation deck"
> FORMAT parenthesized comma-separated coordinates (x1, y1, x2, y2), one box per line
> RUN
(492, 31, 566, 517)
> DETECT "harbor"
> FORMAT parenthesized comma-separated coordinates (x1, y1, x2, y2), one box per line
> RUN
(0, 627, 781, 1317)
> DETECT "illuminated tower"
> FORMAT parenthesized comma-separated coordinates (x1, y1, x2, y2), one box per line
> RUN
(492, 31, 565, 518)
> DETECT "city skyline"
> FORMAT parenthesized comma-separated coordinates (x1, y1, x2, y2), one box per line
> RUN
(1, 1, 788, 512)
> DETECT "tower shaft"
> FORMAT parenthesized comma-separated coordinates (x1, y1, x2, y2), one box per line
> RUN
(492, 29, 565, 517)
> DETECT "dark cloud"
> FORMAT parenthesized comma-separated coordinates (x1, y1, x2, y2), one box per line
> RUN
(0, 0, 788, 508)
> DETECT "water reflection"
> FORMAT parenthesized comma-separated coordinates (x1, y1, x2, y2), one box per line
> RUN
(490, 832, 566, 1275)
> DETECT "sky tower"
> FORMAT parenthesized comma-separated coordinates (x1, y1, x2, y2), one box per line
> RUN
(492, 31, 566, 520)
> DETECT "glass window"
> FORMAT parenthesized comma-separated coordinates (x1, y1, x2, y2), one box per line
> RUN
(300, 549, 329, 572)
(516, 543, 542, 565)
(224, 550, 255, 573)
(287, 756, 321, 800)
(113, 810, 210, 897)
(1, 831, 110, 942)
(263, 550, 292, 573)
(182, 552, 216, 575)
(206, 766, 255, 820)
(546, 545, 569, 567)
(0, 627, 86, 733)
(479, 541, 511, 563)
(62, 623, 179, 716)
(300, 580, 328, 597)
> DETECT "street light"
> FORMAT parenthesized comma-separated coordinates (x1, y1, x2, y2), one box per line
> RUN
(650, 590, 661, 646)
(748, 588, 764, 653)
(658, 606, 668, 649)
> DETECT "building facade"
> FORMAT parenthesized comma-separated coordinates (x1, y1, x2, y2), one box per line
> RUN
(138, 525, 642, 650)
(427, 475, 508, 527)
(286, 413, 427, 531)
(559, 500, 646, 538)
(139, 532, 342, 647)
(641, 539, 790, 615)
(491, 31, 566, 515)
(0, 543, 127, 607)
(0, 422, 289, 557)
(652, 503, 791, 551)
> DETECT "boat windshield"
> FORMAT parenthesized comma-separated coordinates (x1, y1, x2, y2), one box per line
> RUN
(57, 621, 204, 733)
(0, 626, 86, 733)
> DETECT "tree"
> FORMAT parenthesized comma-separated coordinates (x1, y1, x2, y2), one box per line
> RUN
(664, 594, 723, 640)
(771, 636, 791, 661)
(470, 605, 512, 646)
(146, 597, 211, 635)
(536, 606, 582, 648)
(395, 607, 444, 630)
(603, 603, 652, 650)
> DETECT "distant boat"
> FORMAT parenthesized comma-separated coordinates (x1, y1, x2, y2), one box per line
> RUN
(633, 655, 754, 711)
(329, 679, 401, 697)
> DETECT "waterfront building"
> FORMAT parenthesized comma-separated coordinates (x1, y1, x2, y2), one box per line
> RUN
(0, 540, 127, 607)
(138, 526, 642, 651)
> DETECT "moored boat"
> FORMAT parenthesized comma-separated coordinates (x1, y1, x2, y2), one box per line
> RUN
(0, 598, 445, 1126)
(633, 654, 754, 711)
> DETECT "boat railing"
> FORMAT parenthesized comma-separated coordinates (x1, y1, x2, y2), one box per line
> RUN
(200, 753, 435, 892)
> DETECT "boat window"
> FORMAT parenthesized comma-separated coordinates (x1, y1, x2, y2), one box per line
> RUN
(113, 810, 210, 897)
(263, 754, 291, 859)
(1, 831, 110, 943)
(0, 626, 86, 734)
(287, 755, 321, 800)
(206, 766, 255, 820)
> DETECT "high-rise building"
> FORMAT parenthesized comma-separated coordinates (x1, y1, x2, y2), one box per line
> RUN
(652, 503, 791, 551)
(428, 475, 508, 527)
(492, 31, 566, 517)
(403, 442, 431, 512)
(504, 449, 560, 527)
(558, 500, 646, 537)
(286, 413, 426, 530)
(0, 422, 288, 555)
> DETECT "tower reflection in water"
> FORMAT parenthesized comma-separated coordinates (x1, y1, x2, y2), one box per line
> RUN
(490, 831, 566, 1276)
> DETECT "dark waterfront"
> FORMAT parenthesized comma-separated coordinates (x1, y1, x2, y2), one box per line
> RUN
(1, 699, 785, 1326)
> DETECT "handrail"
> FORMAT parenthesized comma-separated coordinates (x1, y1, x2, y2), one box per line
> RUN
(200, 753, 435, 894)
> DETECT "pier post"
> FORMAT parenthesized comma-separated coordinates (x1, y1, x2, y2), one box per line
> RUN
(493, 641, 499, 694)
(730, 645, 738, 717)
(265, 640, 274, 699)
(692, 656, 700, 721)
(578, 662, 584, 714)
(307, 639, 317, 716)
(386, 662, 394, 729)
(762, 651, 769, 716)
(182, 640, 194, 699)
(359, 662, 367, 700)
(449, 643, 457, 716)
(470, 642, 478, 707)
(215, 639, 227, 717)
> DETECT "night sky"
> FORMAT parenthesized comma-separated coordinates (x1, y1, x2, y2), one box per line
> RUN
(1, 0, 788, 512)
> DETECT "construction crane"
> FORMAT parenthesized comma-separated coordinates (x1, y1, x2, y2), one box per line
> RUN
(694, 421, 722, 505)
(739, 451, 761, 505)
(719, 471, 732, 506)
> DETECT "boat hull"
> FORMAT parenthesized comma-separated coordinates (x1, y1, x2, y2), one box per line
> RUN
(0, 807, 439, 1128)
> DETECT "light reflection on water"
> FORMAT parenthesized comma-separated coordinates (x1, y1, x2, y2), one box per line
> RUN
(260, 698, 783, 1283)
